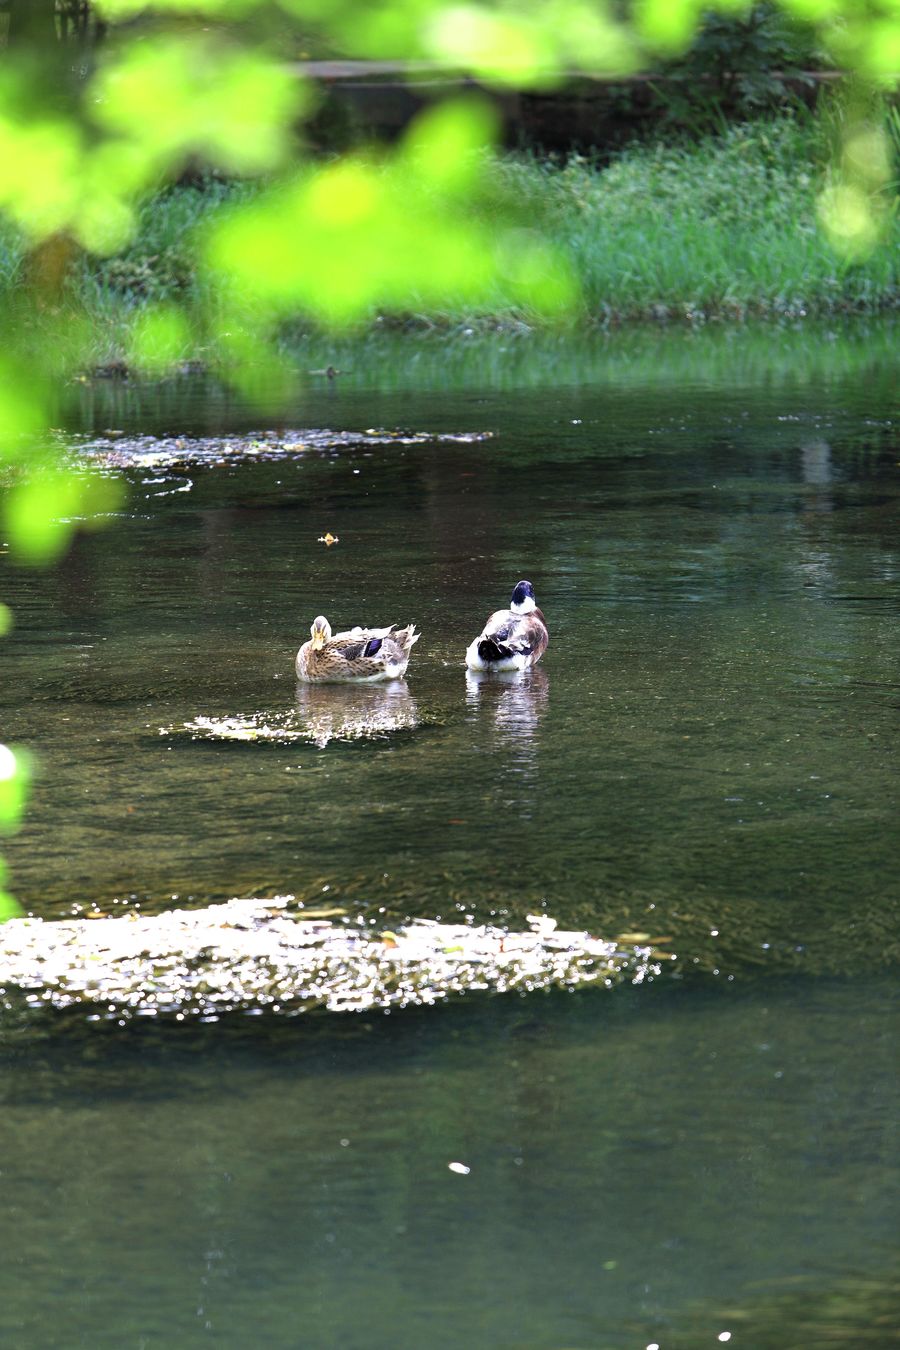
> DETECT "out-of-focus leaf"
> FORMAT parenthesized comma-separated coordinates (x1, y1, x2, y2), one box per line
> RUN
(857, 20, 900, 83)
(3, 470, 124, 565)
(434, 1, 637, 83)
(0, 744, 30, 834)
(207, 102, 578, 329)
(309, 0, 636, 81)
(818, 119, 893, 258)
(97, 0, 261, 14)
(425, 6, 558, 86)
(818, 181, 880, 253)
(0, 74, 146, 249)
(93, 36, 308, 176)
(399, 96, 499, 191)
(0, 367, 48, 452)
(129, 306, 192, 374)
(0, 604, 12, 637)
(0, 111, 82, 239)
(635, 0, 702, 53)
(0, 891, 23, 922)
(842, 124, 893, 188)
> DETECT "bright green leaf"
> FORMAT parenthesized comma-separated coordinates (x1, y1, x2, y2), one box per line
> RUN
(0, 744, 30, 834)
(0, 368, 49, 452)
(129, 306, 192, 374)
(3, 470, 124, 566)
(93, 36, 306, 176)
(0, 890, 23, 922)
(425, 6, 559, 86)
(636, 0, 702, 52)
(399, 97, 498, 191)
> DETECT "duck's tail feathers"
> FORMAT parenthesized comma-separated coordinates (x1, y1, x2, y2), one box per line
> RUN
(394, 623, 420, 655)
(478, 636, 513, 663)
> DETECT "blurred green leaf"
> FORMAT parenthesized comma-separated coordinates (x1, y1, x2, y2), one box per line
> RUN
(636, 0, 703, 53)
(3, 470, 124, 566)
(0, 890, 23, 922)
(0, 604, 12, 637)
(859, 21, 900, 83)
(0, 109, 83, 239)
(207, 102, 578, 328)
(93, 36, 308, 176)
(399, 96, 499, 191)
(129, 305, 193, 374)
(0, 366, 49, 452)
(97, 0, 262, 14)
(425, 6, 558, 86)
(424, 1, 639, 86)
(0, 744, 30, 835)
(818, 116, 894, 258)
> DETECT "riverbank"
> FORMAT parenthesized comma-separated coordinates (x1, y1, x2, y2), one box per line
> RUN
(3, 115, 898, 374)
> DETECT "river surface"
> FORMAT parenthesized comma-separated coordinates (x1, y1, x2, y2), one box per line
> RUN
(1, 324, 898, 1345)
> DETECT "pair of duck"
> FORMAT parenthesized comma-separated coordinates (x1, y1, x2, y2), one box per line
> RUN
(296, 580, 548, 682)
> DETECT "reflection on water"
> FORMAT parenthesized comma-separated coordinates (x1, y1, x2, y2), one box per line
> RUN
(294, 679, 419, 748)
(465, 667, 548, 786)
(2, 356, 898, 972)
(1, 338, 898, 1349)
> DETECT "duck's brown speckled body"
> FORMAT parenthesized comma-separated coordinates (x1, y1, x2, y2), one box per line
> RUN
(296, 616, 419, 683)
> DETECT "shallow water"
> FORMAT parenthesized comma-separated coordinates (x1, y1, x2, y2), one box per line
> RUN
(0, 978, 897, 1348)
(1, 325, 898, 1344)
(3, 331, 898, 978)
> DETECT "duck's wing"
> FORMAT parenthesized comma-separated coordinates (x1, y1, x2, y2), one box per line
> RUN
(328, 623, 418, 665)
(385, 623, 419, 657)
(480, 607, 548, 661)
(338, 624, 396, 641)
(327, 631, 389, 661)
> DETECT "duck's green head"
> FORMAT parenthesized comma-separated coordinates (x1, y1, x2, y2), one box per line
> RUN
(310, 615, 331, 649)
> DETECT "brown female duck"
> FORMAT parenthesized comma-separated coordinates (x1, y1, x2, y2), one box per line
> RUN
(296, 616, 419, 683)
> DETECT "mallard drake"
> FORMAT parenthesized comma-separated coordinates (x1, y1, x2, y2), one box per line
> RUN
(465, 580, 548, 673)
(296, 616, 419, 683)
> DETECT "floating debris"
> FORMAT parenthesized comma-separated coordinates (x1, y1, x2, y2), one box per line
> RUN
(0, 897, 666, 1023)
(72, 427, 493, 470)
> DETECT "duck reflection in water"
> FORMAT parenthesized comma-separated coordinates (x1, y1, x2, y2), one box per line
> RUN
(295, 680, 418, 749)
(465, 666, 549, 787)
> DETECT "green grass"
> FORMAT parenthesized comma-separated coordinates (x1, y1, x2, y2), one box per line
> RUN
(480, 116, 899, 323)
(1, 115, 897, 368)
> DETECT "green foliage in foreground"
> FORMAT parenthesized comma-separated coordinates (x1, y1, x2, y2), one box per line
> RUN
(2, 116, 895, 364)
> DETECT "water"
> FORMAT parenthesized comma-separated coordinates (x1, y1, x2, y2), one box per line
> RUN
(3, 333, 898, 976)
(0, 980, 897, 1347)
(1, 324, 898, 1344)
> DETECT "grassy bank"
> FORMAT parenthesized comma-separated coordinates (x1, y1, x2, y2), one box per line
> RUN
(499, 117, 899, 323)
(2, 115, 898, 368)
